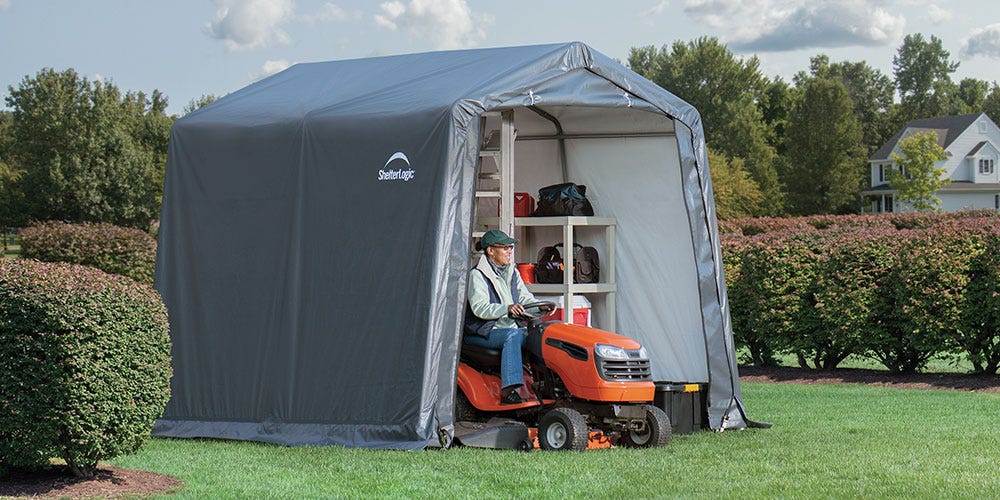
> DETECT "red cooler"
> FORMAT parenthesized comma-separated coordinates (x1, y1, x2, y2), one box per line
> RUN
(514, 192, 535, 217)
(516, 263, 536, 284)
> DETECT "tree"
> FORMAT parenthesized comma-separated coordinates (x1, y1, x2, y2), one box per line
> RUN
(183, 93, 219, 115)
(886, 131, 950, 212)
(3, 68, 173, 227)
(759, 77, 793, 155)
(629, 37, 782, 214)
(985, 84, 1000, 125)
(893, 34, 962, 122)
(798, 55, 897, 156)
(783, 78, 863, 215)
(707, 148, 763, 219)
(957, 78, 991, 111)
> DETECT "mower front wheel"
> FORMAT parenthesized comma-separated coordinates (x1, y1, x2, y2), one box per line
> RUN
(538, 407, 589, 451)
(620, 404, 671, 448)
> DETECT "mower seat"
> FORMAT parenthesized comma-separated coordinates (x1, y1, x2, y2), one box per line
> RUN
(460, 343, 502, 370)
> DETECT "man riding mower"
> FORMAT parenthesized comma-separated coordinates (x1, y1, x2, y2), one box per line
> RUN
(457, 301, 672, 451)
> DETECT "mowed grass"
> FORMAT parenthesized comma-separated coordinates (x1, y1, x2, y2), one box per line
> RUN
(110, 382, 1000, 499)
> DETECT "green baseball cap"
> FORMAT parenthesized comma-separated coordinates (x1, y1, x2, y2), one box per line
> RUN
(479, 229, 517, 249)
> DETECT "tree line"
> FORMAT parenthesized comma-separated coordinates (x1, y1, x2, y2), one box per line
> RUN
(2, 33, 998, 230)
(630, 34, 1000, 218)
(0, 70, 215, 230)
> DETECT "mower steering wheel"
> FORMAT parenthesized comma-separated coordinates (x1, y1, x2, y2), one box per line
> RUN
(509, 301, 556, 320)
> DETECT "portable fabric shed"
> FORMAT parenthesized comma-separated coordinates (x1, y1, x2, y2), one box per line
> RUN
(153, 42, 750, 448)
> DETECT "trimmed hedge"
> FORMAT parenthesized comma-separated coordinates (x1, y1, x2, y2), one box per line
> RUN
(0, 259, 171, 478)
(19, 221, 157, 284)
(723, 214, 1000, 374)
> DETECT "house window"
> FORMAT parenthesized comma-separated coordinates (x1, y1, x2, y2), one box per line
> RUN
(898, 165, 912, 180)
(981, 159, 995, 175)
(995, 194, 999, 210)
(878, 164, 885, 183)
(885, 195, 894, 213)
(981, 121, 989, 134)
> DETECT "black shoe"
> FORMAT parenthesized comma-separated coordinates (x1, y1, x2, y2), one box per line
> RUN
(501, 388, 526, 405)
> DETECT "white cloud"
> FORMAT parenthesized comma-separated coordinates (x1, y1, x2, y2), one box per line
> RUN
(926, 4, 953, 24)
(642, 1, 670, 17)
(206, 0, 294, 51)
(683, 0, 771, 30)
(254, 59, 292, 81)
(961, 23, 1000, 59)
(684, 0, 905, 52)
(374, 0, 492, 50)
(0, 0, 10, 11)
(299, 2, 350, 24)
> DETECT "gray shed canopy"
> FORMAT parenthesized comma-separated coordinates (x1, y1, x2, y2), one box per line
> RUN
(153, 42, 749, 449)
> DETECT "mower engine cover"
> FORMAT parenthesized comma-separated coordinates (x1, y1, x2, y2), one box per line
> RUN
(529, 322, 655, 402)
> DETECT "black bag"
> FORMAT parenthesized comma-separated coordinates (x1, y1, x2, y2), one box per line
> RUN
(535, 243, 600, 284)
(572, 244, 600, 284)
(535, 244, 565, 283)
(531, 183, 595, 216)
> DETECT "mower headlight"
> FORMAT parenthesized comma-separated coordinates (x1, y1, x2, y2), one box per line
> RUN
(638, 346, 648, 359)
(594, 344, 628, 361)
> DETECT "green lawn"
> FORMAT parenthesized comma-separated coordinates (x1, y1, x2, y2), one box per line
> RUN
(2, 233, 19, 258)
(111, 382, 1000, 498)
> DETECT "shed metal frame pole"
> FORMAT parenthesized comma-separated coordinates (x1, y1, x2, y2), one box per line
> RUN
(527, 106, 569, 183)
(500, 110, 515, 236)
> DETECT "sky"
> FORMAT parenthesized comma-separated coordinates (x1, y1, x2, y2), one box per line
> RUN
(1, 0, 998, 116)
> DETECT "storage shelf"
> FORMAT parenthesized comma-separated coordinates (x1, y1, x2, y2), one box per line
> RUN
(526, 283, 616, 294)
(516, 215, 616, 329)
(515, 216, 616, 227)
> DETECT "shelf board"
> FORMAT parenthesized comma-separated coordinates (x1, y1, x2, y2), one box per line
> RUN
(515, 216, 616, 226)
(526, 283, 616, 294)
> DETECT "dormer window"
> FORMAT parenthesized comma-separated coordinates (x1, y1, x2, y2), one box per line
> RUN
(980, 158, 995, 175)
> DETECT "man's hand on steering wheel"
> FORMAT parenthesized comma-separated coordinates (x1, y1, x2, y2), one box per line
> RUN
(508, 301, 556, 319)
(507, 303, 526, 317)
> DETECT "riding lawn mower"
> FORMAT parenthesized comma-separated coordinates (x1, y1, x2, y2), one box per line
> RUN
(455, 302, 671, 451)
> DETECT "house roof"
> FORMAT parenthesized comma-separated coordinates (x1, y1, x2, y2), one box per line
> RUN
(869, 113, 985, 161)
(968, 141, 988, 156)
(862, 180, 1000, 195)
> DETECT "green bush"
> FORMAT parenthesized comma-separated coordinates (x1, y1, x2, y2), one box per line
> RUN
(722, 214, 1000, 373)
(19, 221, 157, 284)
(866, 231, 969, 373)
(959, 228, 1000, 374)
(794, 231, 893, 370)
(0, 259, 171, 478)
(727, 232, 819, 366)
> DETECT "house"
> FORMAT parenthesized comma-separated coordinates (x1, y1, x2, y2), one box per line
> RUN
(863, 112, 1000, 213)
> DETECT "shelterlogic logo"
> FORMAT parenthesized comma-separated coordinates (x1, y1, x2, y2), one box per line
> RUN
(378, 151, 416, 182)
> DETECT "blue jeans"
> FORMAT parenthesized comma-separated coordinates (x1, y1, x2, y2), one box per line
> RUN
(464, 327, 526, 389)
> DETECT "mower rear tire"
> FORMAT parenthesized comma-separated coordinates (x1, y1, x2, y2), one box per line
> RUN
(538, 407, 589, 451)
(620, 404, 671, 448)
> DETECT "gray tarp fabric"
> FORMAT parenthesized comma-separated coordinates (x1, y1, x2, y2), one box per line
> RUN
(153, 42, 749, 449)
